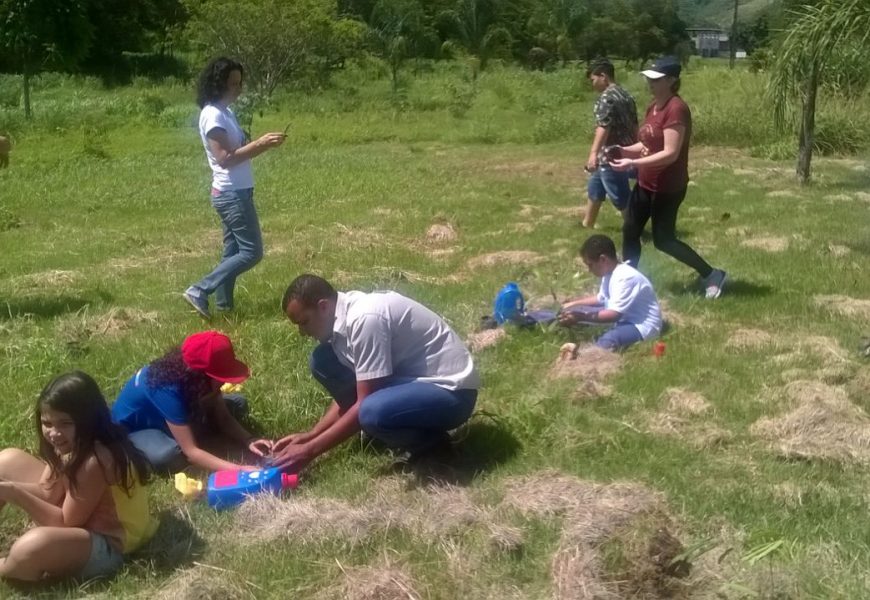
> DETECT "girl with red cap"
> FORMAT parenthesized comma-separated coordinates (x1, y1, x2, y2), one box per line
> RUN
(111, 331, 271, 472)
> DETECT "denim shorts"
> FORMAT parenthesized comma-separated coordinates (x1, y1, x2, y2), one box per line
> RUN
(79, 532, 124, 581)
(587, 164, 632, 210)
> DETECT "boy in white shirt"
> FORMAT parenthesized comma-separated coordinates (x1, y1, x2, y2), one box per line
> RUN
(559, 234, 662, 351)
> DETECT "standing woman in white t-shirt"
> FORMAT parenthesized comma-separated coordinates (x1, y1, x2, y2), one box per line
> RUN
(183, 57, 286, 319)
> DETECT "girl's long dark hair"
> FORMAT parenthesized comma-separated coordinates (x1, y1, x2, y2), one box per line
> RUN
(37, 371, 151, 495)
(196, 56, 244, 108)
(147, 347, 213, 413)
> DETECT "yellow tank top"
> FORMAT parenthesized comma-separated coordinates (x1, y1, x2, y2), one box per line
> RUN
(85, 468, 157, 553)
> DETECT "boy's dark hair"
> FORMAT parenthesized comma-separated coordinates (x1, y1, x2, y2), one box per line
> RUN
(147, 348, 213, 414)
(196, 56, 244, 108)
(37, 371, 152, 495)
(580, 234, 618, 261)
(586, 58, 615, 80)
(282, 274, 338, 310)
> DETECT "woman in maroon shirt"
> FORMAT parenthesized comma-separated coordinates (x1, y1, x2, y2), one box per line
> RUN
(610, 56, 727, 299)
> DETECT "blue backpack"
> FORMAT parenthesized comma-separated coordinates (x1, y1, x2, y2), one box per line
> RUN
(493, 282, 525, 324)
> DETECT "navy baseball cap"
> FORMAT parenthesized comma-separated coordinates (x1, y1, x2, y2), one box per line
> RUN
(641, 56, 681, 80)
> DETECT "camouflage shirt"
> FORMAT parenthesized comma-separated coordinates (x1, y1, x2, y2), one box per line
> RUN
(593, 84, 638, 161)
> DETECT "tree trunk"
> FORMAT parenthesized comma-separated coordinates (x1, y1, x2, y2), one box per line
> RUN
(797, 62, 819, 184)
(23, 62, 32, 120)
(729, 0, 739, 69)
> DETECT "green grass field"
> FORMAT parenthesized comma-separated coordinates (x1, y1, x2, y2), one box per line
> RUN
(1, 59, 869, 599)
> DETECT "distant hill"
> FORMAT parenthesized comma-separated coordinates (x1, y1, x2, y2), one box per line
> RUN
(678, 0, 775, 28)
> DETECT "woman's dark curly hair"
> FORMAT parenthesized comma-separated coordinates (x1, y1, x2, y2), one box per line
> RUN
(37, 371, 152, 495)
(196, 56, 244, 108)
(147, 348, 214, 414)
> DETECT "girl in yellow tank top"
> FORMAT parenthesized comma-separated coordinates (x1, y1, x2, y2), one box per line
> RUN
(0, 371, 156, 582)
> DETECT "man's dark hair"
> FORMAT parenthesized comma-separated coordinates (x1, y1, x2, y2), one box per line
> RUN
(196, 56, 244, 109)
(580, 234, 618, 261)
(282, 274, 338, 310)
(586, 58, 615, 80)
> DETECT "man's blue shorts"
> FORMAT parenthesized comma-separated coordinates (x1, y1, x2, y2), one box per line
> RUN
(587, 164, 631, 210)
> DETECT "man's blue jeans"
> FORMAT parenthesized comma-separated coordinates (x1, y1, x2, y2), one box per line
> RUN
(191, 188, 263, 310)
(309, 344, 477, 454)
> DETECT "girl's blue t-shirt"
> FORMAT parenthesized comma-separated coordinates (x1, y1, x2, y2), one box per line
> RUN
(111, 366, 190, 434)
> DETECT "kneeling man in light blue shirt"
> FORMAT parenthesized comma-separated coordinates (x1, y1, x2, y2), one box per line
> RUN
(271, 274, 480, 471)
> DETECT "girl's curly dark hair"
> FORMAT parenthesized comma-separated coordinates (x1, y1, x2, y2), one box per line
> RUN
(147, 348, 213, 413)
(37, 371, 152, 495)
(196, 56, 244, 108)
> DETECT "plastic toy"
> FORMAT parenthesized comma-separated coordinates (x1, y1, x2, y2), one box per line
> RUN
(174, 472, 205, 499)
(206, 467, 298, 510)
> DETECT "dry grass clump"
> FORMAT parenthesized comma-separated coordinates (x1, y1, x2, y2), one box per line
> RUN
(407, 484, 485, 537)
(317, 563, 421, 600)
(828, 244, 851, 257)
(426, 223, 458, 243)
(751, 382, 870, 464)
(56, 307, 158, 349)
(549, 344, 623, 384)
(466, 328, 506, 352)
(726, 328, 774, 351)
(501, 472, 661, 524)
(466, 250, 544, 270)
(14, 269, 79, 289)
(502, 473, 684, 600)
(814, 294, 870, 321)
(233, 494, 393, 545)
(486, 522, 525, 553)
(152, 565, 256, 600)
(740, 236, 789, 252)
(645, 388, 731, 449)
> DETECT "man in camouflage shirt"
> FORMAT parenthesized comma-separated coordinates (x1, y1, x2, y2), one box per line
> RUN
(582, 59, 638, 228)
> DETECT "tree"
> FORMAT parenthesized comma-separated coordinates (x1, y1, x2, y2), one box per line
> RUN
(525, 0, 588, 64)
(368, 0, 436, 91)
(438, 0, 512, 75)
(0, 0, 92, 118)
(184, 0, 364, 99)
(769, 0, 870, 183)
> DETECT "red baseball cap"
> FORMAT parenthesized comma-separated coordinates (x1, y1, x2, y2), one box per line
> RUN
(181, 331, 250, 383)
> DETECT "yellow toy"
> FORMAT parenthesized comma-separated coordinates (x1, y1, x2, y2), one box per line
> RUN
(174, 473, 204, 499)
(220, 382, 243, 394)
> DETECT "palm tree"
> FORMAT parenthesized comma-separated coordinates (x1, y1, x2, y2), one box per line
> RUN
(439, 0, 512, 77)
(768, 0, 870, 183)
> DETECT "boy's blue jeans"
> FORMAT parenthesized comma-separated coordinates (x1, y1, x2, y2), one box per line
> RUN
(191, 188, 263, 310)
(127, 395, 248, 471)
(309, 344, 477, 454)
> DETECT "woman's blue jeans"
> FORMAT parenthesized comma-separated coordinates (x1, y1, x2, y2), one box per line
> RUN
(309, 344, 477, 454)
(191, 188, 263, 310)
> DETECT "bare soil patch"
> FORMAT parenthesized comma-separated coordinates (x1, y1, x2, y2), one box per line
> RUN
(466, 250, 544, 270)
